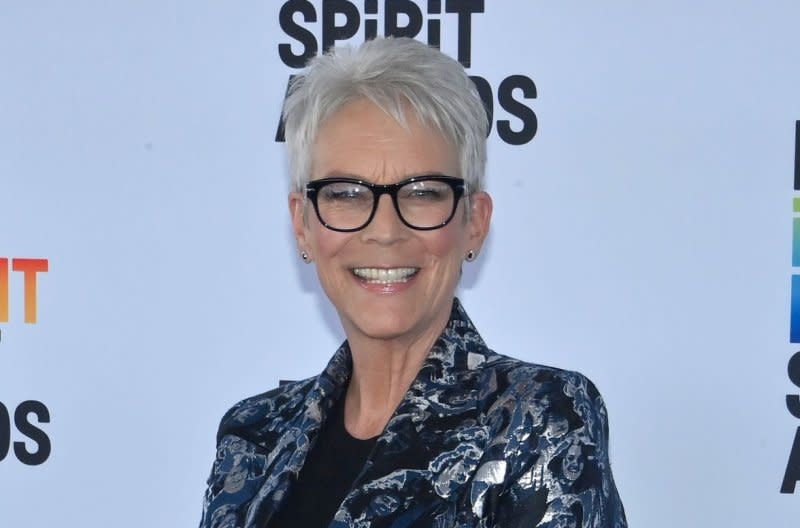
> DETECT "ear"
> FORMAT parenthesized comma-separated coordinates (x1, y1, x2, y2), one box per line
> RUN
(466, 191, 492, 252)
(288, 191, 309, 253)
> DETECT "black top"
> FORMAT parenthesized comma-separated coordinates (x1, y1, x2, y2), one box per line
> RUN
(267, 392, 378, 528)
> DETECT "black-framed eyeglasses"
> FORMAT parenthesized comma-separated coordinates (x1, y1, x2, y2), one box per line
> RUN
(305, 175, 466, 232)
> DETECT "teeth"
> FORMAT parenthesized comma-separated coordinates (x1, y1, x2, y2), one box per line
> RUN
(352, 267, 418, 284)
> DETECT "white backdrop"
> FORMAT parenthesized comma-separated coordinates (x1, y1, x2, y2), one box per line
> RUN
(2, 1, 800, 526)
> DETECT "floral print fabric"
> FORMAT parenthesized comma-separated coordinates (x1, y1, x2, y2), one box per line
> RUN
(200, 298, 627, 527)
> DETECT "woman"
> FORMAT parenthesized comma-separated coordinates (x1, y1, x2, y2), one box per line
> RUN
(200, 37, 627, 528)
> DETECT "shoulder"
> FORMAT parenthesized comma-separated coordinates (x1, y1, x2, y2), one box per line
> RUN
(475, 353, 627, 526)
(477, 351, 611, 447)
(216, 377, 317, 443)
(479, 351, 605, 403)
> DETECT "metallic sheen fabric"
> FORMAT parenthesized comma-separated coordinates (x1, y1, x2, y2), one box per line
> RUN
(200, 299, 627, 528)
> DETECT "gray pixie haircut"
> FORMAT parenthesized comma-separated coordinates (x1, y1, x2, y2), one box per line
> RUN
(282, 37, 488, 193)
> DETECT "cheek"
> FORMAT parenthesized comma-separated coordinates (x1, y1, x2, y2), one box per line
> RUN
(312, 230, 347, 258)
(305, 213, 351, 259)
(422, 205, 473, 260)
(425, 221, 469, 259)
(307, 226, 354, 287)
(422, 228, 468, 280)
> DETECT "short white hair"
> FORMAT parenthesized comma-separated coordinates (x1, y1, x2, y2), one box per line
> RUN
(282, 37, 488, 193)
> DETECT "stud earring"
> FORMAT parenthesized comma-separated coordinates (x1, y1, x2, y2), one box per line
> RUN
(465, 249, 477, 262)
(300, 251, 310, 263)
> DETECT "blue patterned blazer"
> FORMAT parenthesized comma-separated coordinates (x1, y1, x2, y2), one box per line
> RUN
(200, 299, 627, 527)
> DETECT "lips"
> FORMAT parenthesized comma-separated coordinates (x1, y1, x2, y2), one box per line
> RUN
(351, 267, 419, 284)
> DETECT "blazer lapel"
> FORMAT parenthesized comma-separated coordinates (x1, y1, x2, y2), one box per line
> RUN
(332, 299, 494, 526)
(242, 343, 353, 527)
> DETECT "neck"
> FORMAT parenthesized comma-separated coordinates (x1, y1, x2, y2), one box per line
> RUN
(342, 312, 450, 440)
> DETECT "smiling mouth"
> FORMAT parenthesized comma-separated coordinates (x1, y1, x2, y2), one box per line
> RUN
(351, 267, 419, 284)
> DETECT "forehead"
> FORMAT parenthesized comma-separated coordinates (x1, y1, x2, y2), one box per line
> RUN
(311, 98, 458, 182)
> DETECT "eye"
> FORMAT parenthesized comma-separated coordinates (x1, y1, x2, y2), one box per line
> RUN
(400, 181, 450, 201)
(319, 182, 370, 203)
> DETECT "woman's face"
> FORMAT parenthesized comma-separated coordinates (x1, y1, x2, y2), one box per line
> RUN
(290, 98, 491, 347)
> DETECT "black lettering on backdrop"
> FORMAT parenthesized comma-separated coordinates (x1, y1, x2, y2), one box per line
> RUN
(323, 0, 361, 52)
(445, 0, 484, 67)
(794, 121, 799, 191)
(426, 0, 441, 47)
(276, 0, 483, 69)
(275, 0, 536, 146)
(785, 352, 800, 492)
(782, 427, 800, 493)
(364, 0, 378, 40)
(787, 351, 800, 419)
(497, 75, 537, 145)
(0, 400, 51, 465)
(0, 402, 10, 461)
(14, 400, 51, 465)
(385, 0, 423, 40)
(279, 0, 433, 59)
(279, 0, 318, 68)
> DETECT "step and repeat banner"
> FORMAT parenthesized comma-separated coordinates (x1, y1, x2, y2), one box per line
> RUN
(2, 1, 799, 526)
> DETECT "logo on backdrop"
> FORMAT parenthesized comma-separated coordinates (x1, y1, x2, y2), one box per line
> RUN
(784, 121, 800, 493)
(274, 0, 537, 146)
(1, 257, 48, 329)
(0, 257, 52, 466)
(1, 401, 51, 466)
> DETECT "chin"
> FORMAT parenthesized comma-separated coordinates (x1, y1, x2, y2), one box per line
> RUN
(349, 310, 419, 342)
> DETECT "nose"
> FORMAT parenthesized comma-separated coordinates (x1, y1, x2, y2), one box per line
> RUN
(360, 194, 407, 244)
